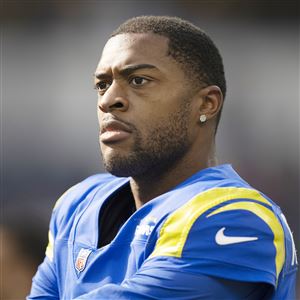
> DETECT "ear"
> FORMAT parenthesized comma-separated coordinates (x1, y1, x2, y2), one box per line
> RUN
(197, 85, 223, 121)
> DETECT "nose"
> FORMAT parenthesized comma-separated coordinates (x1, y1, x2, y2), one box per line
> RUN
(98, 82, 129, 113)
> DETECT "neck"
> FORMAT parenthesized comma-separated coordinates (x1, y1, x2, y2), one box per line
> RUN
(130, 140, 217, 209)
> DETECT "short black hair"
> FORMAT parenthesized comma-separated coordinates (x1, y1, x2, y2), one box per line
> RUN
(111, 15, 226, 128)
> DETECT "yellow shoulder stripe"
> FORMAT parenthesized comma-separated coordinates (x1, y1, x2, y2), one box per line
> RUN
(150, 187, 271, 259)
(45, 230, 54, 261)
(207, 201, 285, 281)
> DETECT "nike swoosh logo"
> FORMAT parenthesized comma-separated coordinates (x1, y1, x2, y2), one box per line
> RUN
(215, 227, 258, 245)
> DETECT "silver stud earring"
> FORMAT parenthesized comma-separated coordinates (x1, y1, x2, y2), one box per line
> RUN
(199, 115, 207, 123)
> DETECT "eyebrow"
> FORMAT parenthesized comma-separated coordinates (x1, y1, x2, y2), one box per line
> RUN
(94, 64, 157, 79)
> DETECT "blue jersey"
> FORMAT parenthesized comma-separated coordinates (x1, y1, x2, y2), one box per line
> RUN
(28, 164, 297, 299)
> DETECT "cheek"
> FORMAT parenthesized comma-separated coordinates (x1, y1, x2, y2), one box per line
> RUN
(97, 109, 104, 126)
(133, 109, 165, 133)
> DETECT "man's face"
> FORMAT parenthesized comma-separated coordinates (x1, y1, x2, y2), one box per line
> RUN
(95, 33, 198, 177)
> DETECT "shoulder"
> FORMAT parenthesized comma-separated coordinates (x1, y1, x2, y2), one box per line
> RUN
(45, 173, 123, 260)
(53, 173, 115, 215)
(50, 173, 124, 236)
(150, 186, 285, 286)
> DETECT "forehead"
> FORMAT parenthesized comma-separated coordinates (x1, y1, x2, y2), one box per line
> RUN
(96, 33, 177, 73)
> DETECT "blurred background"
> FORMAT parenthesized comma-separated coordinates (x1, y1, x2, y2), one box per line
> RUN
(1, 0, 299, 299)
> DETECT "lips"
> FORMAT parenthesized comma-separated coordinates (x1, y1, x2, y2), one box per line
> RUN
(100, 120, 132, 143)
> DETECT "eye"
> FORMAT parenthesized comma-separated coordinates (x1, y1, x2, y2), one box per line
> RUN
(130, 77, 148, 86)
(94, 81, 111, 93)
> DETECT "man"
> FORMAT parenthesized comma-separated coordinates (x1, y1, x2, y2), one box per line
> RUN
(28, 16, 297, 299)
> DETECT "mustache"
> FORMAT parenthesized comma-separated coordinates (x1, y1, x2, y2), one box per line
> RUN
(100, 115, 136, 132)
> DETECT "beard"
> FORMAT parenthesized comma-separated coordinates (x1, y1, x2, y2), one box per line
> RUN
(100, 100, 192, 178)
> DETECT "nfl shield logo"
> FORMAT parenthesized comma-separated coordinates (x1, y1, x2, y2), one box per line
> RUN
(75, 248, 92, 272)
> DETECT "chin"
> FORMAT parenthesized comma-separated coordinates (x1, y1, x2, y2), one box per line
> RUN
(103, 162, 132, 178)
(101, 153, 131, 177)
(103, 152, 152, 178)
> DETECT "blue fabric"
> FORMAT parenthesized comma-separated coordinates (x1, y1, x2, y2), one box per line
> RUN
(28, 164, 297, 299)
(74, 271, 270, 300)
